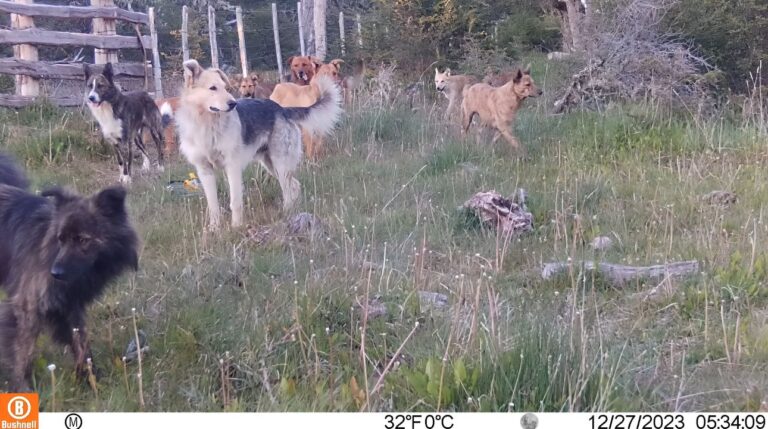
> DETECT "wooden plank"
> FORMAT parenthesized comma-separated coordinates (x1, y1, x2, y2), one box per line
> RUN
(236, 6, 247, 76)
(148, 7, 162, 98)
(0, 28, 151, 49)
(271, 3, 283, 81)
(181, 5, 189, 63)
(11, 0, 39, 97)
(0, 93, 82, 108)
(0, 58, 147, 79)
(0, 0, 148, 24)
(92, 0, 118, 64)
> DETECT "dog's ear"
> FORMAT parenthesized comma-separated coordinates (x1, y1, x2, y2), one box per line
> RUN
(249, 72, 260, 82)
(435, 68, 440, 75)
(286, 56, 295, 67)
(83, 64, 92, 82)
(310, 57, 323, 71)
(103, 62, 114, 83)
(183, 59, 204, 87)
(42, 187, 78, 209)
(513, 68, 524, 83)
(523, 64, 531, 75)
(232, 74, 243, 85)
(215, 69, 231, 87)
(92, 186, 127, 218)
(330, 59, 345, 70)
(445, 68, 452, 76)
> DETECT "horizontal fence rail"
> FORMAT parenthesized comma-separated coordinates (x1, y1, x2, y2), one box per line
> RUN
(0, 28, 151, 50)
(0, 58, 148, 80)
(0, 0, 147, 23)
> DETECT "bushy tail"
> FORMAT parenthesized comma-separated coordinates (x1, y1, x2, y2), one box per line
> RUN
(0, 153, 28, 189)
(159, 101, 174, 128)
(281, 76, 343, 137)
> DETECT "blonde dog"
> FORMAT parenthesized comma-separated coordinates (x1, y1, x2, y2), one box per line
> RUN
(434, 68, 478, 120)
(461, 68, 542, 150)
(270, 60, 344, 159)
(175, 59, 342, 229)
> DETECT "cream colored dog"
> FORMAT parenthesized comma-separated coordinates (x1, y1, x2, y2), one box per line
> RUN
(461, 68, 542, 150)
(434, 68, 478, 120)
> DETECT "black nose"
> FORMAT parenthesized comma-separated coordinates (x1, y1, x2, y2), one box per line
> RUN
(50, 265, 66, 280)
(88, 95, 96, 102)
(227, 100, 237, 110)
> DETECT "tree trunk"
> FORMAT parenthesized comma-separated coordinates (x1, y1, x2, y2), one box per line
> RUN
(313, 0, 326, 61)
(301, 0, 315, 57)
(564, 0, 583, 52)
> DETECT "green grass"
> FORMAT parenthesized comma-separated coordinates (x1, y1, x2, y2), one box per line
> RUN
(1, 82, 768, 412)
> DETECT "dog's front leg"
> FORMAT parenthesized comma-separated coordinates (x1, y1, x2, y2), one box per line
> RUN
(196, 164, 221, 230)
(9, 308, 40, 392)
(119, 129, 134, 184)
(225, 163, 244, 228)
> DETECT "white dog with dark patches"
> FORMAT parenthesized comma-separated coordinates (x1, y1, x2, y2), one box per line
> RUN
(175, 59, 342, 230)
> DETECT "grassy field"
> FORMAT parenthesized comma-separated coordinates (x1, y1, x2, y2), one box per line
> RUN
(1, 66, 768, 412)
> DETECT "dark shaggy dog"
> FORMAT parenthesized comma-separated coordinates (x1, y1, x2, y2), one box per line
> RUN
(0, 154, 138, 391)
(84, 62, 165, 184)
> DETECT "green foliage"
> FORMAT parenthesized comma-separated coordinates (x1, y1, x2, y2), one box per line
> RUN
(666, 0, 768, 91)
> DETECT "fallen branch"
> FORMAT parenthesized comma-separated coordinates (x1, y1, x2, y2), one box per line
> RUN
(542, 260, 700, 286)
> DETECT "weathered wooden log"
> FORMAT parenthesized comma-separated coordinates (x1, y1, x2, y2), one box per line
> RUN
(0, 93, 83, 107)
(0, 0, 148, 24)
(0, 58, 148, 79)
(541, 260, 700, 286)
(0, 28, 151, 50)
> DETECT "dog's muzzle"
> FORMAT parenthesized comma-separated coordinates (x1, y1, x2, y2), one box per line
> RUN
(298, 71, 308, 82)
(87, 94, 100, 105)
(210, 101, 237, 113)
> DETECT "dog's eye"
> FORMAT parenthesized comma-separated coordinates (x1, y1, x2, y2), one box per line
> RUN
(209, 86, 217, 91)
(78, 236, 90, 245)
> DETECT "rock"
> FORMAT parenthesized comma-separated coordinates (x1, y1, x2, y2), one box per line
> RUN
(418, 291, 449, 310)
(702, 190, 737, 207)
(124, 329, 149, 363)
(356, 296, 388, 319)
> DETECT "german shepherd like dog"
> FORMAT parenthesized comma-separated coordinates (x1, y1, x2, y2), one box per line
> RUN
(84, 63, 165, 184)
(176, 59, 342, 230)
(461, 67, 542, 150)
(0, 153, 138, 392)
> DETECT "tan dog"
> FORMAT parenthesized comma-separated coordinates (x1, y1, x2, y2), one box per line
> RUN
(461, 68, 542, 150)
(434, 68, 478, 119)
(270, 61, 344, 159)
(287, 55, 322, 85)
(342, 59, 365, 103)
(233, 72, 275, 99)
(154, 96, 180, 156)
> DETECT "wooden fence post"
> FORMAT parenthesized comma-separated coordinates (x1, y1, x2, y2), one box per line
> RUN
(10, 0, 39, 96)
(338, 11, 345, 56)
(271, 3, 283, 81)
(356, 13, 362, 48)
(181, 5, 189, 63)
(148, 7, 162, 98)
(313, 0, 326, 61)
(207, 5, 218, 69)
(297, 1, 306, 57)
(91, 0, 117, 64)
(236, 6, 248, 76)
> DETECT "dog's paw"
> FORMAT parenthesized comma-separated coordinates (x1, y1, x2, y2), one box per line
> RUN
(119, 174, 132, 185)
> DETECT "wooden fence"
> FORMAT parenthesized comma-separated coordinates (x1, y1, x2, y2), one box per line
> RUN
(0, 0, 160, 107)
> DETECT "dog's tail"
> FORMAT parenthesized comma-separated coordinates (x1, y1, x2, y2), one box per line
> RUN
(280, 76, 343, 137)
(159, 100, 174, 128)
(0, 153, 28, 189)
